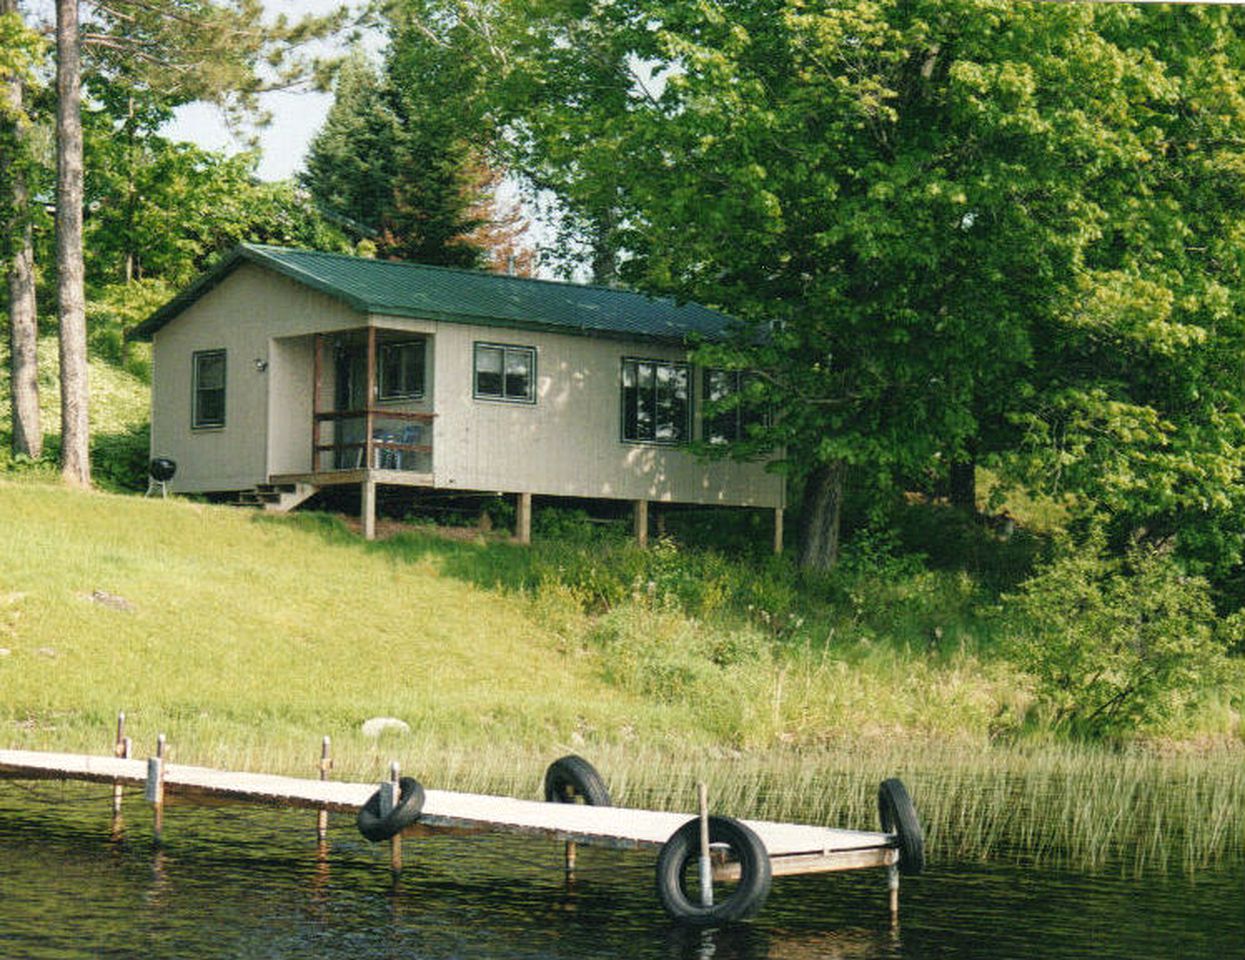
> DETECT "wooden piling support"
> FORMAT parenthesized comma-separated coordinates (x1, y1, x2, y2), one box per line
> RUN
(888, 863, 900, 921)
(634, 499, 649, 548)
(146, 734, 166, 844)
(773, 507, 784, 555)
(317, 736, 332, 845)
(111, 712, 127, 823)
(564, 839, 577, 879)
(516, 492, 532, 545)
(362, 479, 377, 541)
(388, 761, 402, 876)
(697, 781, 713, 908)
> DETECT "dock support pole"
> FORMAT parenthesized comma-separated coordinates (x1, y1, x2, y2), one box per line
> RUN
(387, 761, 402, 876)
(111, 711, 128, 829)
(564, 840, 577, 880)
(698, 781, 713, 908)
(146, 734, 166, 845)
(362, 478, 377, 541)
(516, 492, 532, 545)
(317, 736, 332, 845)
(774, 507, 784, 555)
(888, 863, 900, 921)
(634, 499, 649, 548)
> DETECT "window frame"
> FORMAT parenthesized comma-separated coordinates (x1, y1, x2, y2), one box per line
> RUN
(473, 341, 537, 404)
(619, 356, 692, 445)
(377, 339, 427, 401)
(191, 349, 227, 430)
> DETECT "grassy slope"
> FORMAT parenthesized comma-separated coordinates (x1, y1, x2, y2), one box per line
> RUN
(0, 483, 712, 772)
(2, 482, 1243, 870)
(0, 336, 149, 442)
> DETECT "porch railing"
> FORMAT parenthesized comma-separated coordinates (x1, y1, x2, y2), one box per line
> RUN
(313, 409, 434, 474)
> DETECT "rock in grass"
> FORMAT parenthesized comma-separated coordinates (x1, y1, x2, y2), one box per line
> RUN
(86, 590, 135, 613)
(362, 717, 411, 738)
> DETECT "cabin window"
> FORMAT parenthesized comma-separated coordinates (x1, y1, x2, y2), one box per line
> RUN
(192, 349, 226, 429)
(377, 339, 426, 400)
(621, 358, 690, 443)
(703, 369, 764, 443)
(474, 342, 536, 403)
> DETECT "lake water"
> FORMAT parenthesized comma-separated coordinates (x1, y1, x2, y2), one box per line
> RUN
(0, 784, 1241, 959)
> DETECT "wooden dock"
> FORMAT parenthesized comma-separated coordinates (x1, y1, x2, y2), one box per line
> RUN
(0, 740, 919, 924)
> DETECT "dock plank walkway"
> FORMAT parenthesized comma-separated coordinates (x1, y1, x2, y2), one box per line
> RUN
(0, 749, 891, 856)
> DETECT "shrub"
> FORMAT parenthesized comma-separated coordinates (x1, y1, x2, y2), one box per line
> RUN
(1003, 529, 1229, 738)
(91, 423, 151, 493)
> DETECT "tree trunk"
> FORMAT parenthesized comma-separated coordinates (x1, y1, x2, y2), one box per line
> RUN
(56, 0, 90, 487)
(589, 207, 618, 286)
(2, 0, 41, 459)
(797, 461, 845, 572)
(949, 457, 976, 513)
(6, 177, 41, 459)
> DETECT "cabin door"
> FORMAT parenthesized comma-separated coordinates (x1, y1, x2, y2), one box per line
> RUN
(333, 343, 368, 467)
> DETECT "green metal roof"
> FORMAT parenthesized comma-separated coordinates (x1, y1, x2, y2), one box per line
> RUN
(132, 244, 735, 343)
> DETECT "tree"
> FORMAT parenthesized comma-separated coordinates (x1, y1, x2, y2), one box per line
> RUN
(303, 3, 519, 269)
(487, 0, 1245, 573)
(1, 1, 43, 459)
(56, 0, 89, 486)
(301, 48, 399, 236)
(41, 0, 352, 485)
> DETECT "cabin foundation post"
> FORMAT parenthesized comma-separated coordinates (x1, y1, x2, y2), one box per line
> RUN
(146, 733, 166, 845)
(515, 492, 532, 545)
(317, 736, 332, 845)
(362, 479, 377, 541)
(773, 507, 784, 555)
(888, 863, 900, 921)
(633, 499, 649, 548)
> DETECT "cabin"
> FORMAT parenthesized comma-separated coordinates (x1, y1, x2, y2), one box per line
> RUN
(132, 244, 785, 545)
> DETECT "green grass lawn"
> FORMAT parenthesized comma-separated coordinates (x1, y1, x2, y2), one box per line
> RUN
(0, 482, 707, 776)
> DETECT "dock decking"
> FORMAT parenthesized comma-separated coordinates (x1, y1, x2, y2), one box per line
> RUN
(0, 749, 893, 858)
(0, 742, 914, 923)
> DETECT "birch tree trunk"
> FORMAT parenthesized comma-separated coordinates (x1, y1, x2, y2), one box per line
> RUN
(2, 0, 41, 459)
(56, 0, 90, 486)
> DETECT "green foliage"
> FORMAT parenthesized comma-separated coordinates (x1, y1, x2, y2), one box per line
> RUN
(89, 423, 149, 493)
(83, 129, 351, 288)
(472, 0, 1245, 581)
(0, 335, 150, 482)
(0, 11, 42, 116)
(1005, 530, 1232, 738)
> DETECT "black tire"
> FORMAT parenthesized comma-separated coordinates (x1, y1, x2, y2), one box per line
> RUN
(655, 815, 772, 924)
(357, 776, 425, 842)
(543, 755, 612, 806)
(878, 777, 924, 876)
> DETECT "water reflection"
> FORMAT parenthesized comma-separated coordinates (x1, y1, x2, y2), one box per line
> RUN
(0, 784, 1241, 959)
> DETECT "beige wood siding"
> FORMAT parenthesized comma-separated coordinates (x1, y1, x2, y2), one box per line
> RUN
(150, 263, 363, 492)
(373, 315, 784, 509)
